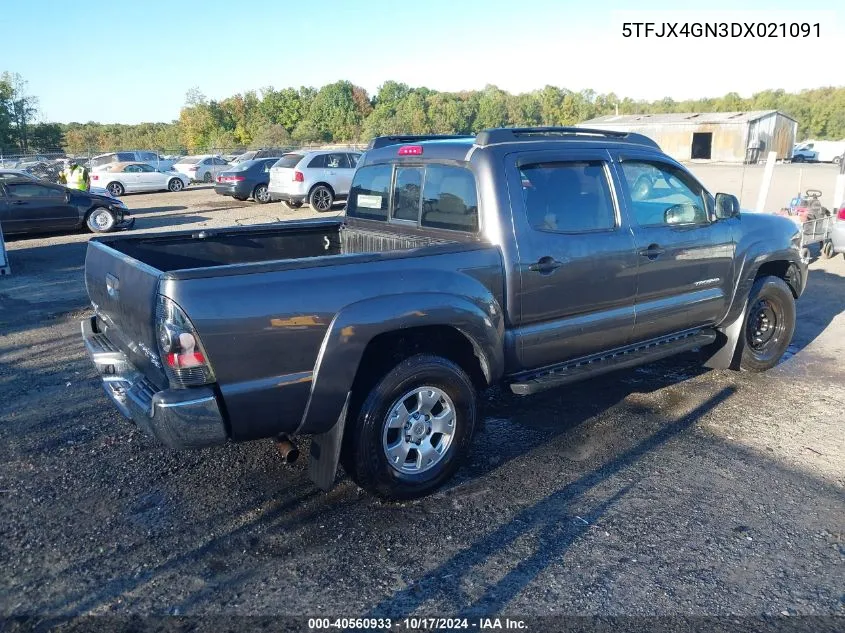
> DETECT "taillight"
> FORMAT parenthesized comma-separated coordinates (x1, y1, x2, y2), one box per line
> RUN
(293, 171, 304, 182)
(216, 175, 222, 183)
(218, 175, 245, 182)
(155, 295, 215, 387)
(91, 174, 99, 180)
(398, 145, 423, 156)
(838, 206, 845, 221)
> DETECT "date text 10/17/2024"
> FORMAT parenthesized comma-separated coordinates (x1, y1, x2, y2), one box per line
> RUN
(308, 617, 528, 630)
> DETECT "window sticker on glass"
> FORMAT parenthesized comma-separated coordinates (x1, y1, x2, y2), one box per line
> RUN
(357, 194, 383, 209)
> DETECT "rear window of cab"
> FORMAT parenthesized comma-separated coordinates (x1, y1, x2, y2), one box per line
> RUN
(347, 164, 478, 232)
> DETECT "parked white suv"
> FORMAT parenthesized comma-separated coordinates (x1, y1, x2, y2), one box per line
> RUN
(268, 150, 361, 210)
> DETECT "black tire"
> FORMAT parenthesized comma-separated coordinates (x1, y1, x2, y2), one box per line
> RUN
(233, 195, 248, 201)
(167, 178, 184, 192)
(86, 207, 117, 233)
(833, 155, 841, 166)
(309, 184, 334, 211)
(203, 171, 213, 183)
(106, 181, 124, 197)
(734, 276, 796, 372)
(341, 354, 477, 500)
(800, 247, 811, 262)
(792, 155, 804, 163)
(253, 184, 271, 204)
(287, 200, 303, 209)
(821, 240, 835, 259)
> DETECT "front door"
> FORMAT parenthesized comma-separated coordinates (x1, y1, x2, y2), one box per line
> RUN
(2, 181, 78, 232)
(613, 154, 735, 341)
(509, 149, 639, 371)
(136, 163, 166, 191)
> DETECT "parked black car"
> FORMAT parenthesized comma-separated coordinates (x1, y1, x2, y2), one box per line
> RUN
(0, 176, 134, 235)
(214, 158, 279, 203)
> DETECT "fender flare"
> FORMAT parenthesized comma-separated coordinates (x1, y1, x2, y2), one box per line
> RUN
(296, 292, 505, 436)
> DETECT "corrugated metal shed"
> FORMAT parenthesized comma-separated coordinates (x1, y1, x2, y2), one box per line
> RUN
(579, 110, 798, 163)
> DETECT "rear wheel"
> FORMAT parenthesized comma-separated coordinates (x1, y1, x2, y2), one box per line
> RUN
(341, 354, 477, 500)
(821, 240, 835, 259)
(309, 185, 334, 211)
(106, 181, 124, 197)
(735, 276, 796, 372)
(86, 207, 117, 233)
(203, 171, 213, 183)
(253, 184, 271, 203)
(168, 178, 184, 192)
(792, 155, 805, 163)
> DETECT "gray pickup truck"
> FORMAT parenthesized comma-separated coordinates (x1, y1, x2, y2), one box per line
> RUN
(82, 127, 807, 500)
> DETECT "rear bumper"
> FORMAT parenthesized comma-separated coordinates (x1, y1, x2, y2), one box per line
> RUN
(81, 316, 228, 449)
(270, 192, 306, 205)
(214, 183, 252, 198)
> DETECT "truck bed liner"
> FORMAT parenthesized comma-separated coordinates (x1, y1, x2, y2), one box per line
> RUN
(105, 223, 453, 272)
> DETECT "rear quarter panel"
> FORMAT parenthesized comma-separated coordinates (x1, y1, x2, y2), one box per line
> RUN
(163, 244, 505, 441)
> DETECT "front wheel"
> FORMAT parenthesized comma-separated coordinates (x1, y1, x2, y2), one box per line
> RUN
(168, 178, 184, 192)
(735, 276, 796, 372)
(341, 354, 477, 500)
(792, 155, 804, 163)
(86, 207, 117, 233)
(253, 184, 271, 203)
(309, 185, 334, 211)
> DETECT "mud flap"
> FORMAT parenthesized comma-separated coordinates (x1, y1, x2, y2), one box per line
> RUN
(703, 305, 747, 370)
(308, 392, 350, 491)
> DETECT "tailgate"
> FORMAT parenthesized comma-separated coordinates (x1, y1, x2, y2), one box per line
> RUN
(84, 240, 169, 388)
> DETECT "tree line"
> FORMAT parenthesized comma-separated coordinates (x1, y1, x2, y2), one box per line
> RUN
(3, 73, 845, 156)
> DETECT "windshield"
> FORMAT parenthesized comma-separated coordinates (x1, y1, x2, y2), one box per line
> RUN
(273, 154, 303, 169)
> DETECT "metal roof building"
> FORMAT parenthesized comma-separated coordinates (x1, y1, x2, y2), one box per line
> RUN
(578, 110, 798, 163)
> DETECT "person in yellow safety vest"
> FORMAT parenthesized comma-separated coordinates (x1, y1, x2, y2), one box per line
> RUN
(59, 158, 90, 191)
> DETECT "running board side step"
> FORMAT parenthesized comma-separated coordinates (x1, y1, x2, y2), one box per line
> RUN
(509, 329, 717, 396)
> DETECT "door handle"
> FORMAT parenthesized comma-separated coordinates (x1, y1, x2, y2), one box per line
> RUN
(529, 256, 564, 273)
(638, 244, 665, 260)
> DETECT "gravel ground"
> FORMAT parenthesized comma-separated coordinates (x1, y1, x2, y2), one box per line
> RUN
(0, 178, 843, 624)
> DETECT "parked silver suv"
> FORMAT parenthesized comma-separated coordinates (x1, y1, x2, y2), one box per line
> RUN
(268, 150, 361, 210)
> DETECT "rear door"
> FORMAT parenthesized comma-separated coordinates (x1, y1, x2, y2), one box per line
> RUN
(508, 148, 639, 370)
(613, 153, 735, 341)
(2, 181, 78, 232)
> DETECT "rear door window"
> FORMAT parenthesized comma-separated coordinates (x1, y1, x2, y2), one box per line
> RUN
(520, 161, 616, 233)
(421, 165, 478, 231)
(346, 164, 392, 221)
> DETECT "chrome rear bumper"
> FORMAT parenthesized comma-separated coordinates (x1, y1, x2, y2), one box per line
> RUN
(81, 316, 228, 449)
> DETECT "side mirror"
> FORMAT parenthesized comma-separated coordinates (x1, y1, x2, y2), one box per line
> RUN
(664, 203, 702, 225)
(715, 193, 740, 219)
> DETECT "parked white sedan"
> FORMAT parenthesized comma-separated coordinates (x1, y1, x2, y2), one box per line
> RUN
(172, 155, 231, 183)
(90, 162, 191, 196)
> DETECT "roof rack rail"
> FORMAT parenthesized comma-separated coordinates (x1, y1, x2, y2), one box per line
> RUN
(367, 134, 475, 150)
(474, 127, 660, 149)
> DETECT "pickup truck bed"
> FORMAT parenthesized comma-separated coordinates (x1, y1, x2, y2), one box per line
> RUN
(106, 220, 454, 271)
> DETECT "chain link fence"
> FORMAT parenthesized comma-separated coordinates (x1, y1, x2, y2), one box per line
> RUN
(0, 143, 368, 184)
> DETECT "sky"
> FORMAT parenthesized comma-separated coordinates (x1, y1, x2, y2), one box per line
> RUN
(3, 0, 842, 124)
